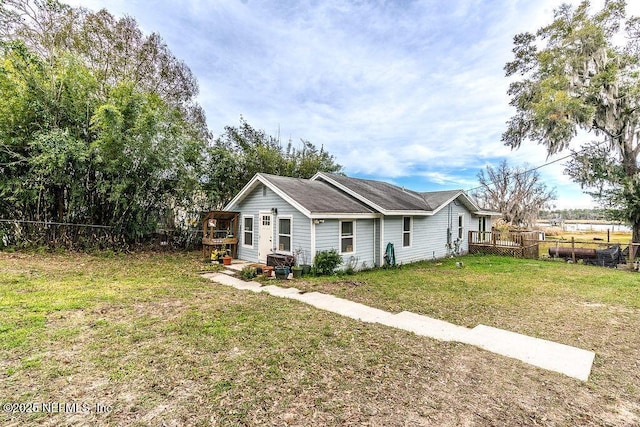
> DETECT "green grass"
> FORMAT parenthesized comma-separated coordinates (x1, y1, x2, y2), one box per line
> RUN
(1, 251, 639, 426)
(295, 255, 640, 331)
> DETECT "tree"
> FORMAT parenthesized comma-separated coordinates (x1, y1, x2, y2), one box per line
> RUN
(0, 0, 209, 140)
(473, 160, 556, 227)
(503, 0, 640, 242)
(0, 1, 208, 242)
(204, 117, 343, 208)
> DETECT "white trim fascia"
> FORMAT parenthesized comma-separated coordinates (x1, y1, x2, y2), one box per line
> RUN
(225, 173, 312, 218)
(309, 172, 324, 182)
(383, 210, 433, 216)
(474, 210, 503, 217)
(224, 174, 262, 211)
(309, 212, 380, 219)
(430, 192, 481, 216)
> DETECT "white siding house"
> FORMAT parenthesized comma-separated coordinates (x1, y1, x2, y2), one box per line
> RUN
(224, 173, 498, 269)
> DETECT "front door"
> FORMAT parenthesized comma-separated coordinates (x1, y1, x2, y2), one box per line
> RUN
(258, 213, 273, 263)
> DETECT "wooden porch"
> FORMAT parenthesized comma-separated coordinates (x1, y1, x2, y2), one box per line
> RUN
(468, 230, 540, 259)
(202, 211, 239, 260)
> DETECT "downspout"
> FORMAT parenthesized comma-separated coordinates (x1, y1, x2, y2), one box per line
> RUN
(380, 216, 385, 267)
(373, 218, 376, 268)
(310, 218, 316, 262)
(447, 204, 453, 254)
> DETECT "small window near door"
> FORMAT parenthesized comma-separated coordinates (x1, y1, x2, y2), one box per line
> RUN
(262, 215, 270, 226)
(340, 221, 355, 253)
(403, 216, 412, 247)
(278, 218, 291, 252)
(243, 216, 253, 247)
(458, 214, 464, 240)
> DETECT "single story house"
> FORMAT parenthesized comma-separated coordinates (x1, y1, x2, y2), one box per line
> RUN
(224, 172, 499, 269)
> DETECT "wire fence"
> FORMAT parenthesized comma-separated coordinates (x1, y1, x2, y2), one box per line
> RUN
(469, 230, 639, 270)
(0, 219, 202, 251)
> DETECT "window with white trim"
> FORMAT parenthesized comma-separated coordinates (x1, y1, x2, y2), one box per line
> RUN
(243, 216, 253, 247)
(278, 217, 291, 252)
(458, 214, 464, 240)
(402, 216, 412, 247)
(340, 220, 355, 253)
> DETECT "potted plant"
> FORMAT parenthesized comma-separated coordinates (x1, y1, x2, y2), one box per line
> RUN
(274, 265, 290, 279)
(291, 265, 303, 278)
(295, 247, 312, 275)
(221, 247, 232, 265)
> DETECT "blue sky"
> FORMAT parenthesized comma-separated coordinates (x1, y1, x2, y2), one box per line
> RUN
(67, 0, 640, 209)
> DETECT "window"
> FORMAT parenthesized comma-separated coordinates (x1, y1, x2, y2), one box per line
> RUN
(402, 216, 412, 247)
(340, 220, 355, 253)
(479, 217, 487, 242)
(458, 214, 464, 240)
(243, 216, 253, 247)
(278, 217, 291, 252)
(478, 217, 486, 233)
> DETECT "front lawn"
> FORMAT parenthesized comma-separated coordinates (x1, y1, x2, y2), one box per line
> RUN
(1, 251, 638, 426)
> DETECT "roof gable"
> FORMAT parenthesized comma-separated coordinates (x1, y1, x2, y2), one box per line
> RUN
(312, 173, 432, 214)
(224, 173, 375, 218)
(226, 172, 490, 217)
(259, 174, 374, 215)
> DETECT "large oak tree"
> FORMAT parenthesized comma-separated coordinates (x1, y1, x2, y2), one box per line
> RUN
(503, 0, 640, 242)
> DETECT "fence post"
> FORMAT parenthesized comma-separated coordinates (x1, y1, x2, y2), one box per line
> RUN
(572, 237, 576, 264)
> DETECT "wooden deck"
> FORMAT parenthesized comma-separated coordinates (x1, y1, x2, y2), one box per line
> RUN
(468, 231, 540, 259)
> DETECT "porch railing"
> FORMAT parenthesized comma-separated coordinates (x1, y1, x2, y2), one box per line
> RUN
(468, 230, 540, 259)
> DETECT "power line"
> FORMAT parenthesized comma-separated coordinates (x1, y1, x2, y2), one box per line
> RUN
(465, 145, 595, 193)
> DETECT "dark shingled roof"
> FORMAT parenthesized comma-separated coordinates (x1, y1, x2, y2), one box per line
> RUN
(317, 173, 433, 211)
(260, 174, 374, 214)
(420, 190, 462, 210)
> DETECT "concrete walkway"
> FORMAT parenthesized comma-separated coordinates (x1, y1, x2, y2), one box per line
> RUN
(203, 272, 595, 381)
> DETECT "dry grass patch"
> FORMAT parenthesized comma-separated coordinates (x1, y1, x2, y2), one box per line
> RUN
(1, 251, 639, 426)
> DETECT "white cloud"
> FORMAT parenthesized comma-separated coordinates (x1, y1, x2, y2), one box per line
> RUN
(62, 0, 637, 208)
